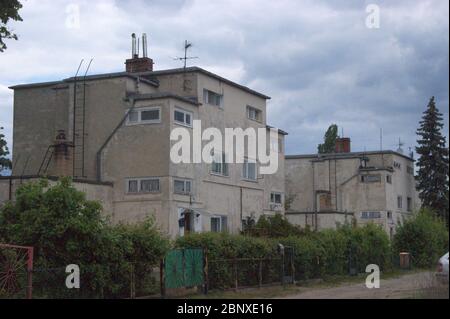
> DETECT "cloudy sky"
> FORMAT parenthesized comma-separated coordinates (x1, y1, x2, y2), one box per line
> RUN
(0, 0, 448, 158)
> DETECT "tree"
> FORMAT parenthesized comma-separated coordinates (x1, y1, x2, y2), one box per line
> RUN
(416, 97, 449, 225)
(0, 126, 12, 174)
(0, 0, 23, 52)
(0, 178, 169, 297)
(318, 124, 338, 154)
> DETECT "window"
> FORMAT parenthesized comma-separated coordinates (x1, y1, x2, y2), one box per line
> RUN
(394, 161, 402, 170)
(361, 174, 381, 183)
(174, 179, 192, 195)
(407, 197, 412, 212)
(270, 136, 283, 153)
(174, 109, 192, 127)
(397, 196, 403, 209)
(270, 192, 283, 204)
(386, 175, 392, 184)
(126, 178, 160, 194)
(140, 179, 160, 193)
(211, 216, 228, 233)
(126, 107, 161, 125)
(211, 152, 229, 176)
(361, 211, 381, 219)
(243, 158, 257, 181)
(387, 211, 392, 219)
(247, 106, 261, 122)
(128, 180, 138, 193)
(203, 89, 223, 107)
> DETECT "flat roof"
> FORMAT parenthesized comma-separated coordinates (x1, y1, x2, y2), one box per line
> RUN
(9, 66, 270, 99)
(286, 150, 415, 162)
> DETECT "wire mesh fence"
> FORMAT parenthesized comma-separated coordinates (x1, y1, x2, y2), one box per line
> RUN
(1, 262, 161, 299)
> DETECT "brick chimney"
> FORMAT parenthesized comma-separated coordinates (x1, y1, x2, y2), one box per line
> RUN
(125, 33, 154, 73)
(52, 130, 74, 176)
(335, 137, 351, 153)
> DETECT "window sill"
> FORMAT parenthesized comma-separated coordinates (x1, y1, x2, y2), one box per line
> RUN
(126, 191, 161, 195)
(126, 121, 161, 126)
(210, 172, 230, 178)
(242, 178, 258, 183)
(174, 121, 193, 128)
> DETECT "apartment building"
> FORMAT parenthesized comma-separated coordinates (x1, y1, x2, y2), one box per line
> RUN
(285, 138, 419, 238)
(2, 36, 287, 238)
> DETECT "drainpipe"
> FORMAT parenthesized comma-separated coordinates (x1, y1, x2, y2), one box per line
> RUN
(312, 161, 317, 231)
(240, 187, 243, 231)
(96, 97, 135, 182)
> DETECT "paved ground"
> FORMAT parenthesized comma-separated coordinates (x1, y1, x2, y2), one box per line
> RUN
(281, 271, 449, 299)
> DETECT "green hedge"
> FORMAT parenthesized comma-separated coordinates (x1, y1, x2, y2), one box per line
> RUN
(175, 223, 391, 288)
(393, 209, 449, 268)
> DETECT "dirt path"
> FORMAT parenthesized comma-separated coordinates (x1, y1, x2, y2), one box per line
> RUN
(281, 271, 447, 299)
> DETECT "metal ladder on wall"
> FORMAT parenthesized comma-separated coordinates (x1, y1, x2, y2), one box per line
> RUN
(72, 59, 93, 178)
(37, 145, 54, 176)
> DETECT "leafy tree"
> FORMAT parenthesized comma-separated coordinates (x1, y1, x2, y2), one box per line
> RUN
(0, 178, 169, 298)
(416, 97, 449, 225)
(0, 0, 23, 52)
(393, 209, 449, 268)
(0, 126, 12, 174)
(318, 124, 338, 154)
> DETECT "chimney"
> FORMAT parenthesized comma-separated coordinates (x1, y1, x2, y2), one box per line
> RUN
(52, 130, 74, 176)
(125, 33, 154, 73)
(335, 137, 351, 153)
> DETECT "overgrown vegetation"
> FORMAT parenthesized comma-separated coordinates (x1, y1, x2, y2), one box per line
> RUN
(393, 209, 449, 268)
(0, 178, 169, 298)
(176, 221, 391, 289)
(0, 126, 12, 174)
(0, 0, 23, 52)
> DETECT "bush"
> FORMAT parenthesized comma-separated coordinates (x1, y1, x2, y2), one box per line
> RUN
(0, 178, 169, 298)
(393, 209, 449, 268)
(243, 213, 305, 237)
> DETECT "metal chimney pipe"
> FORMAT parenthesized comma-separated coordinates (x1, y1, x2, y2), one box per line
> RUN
(142, 33, 148, 58)
(131, 33, 137, 58)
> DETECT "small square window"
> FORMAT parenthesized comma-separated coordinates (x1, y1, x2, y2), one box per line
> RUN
(141, 179, 160, 192)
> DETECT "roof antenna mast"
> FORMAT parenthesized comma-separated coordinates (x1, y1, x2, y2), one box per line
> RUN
(174, 40, 198, 69)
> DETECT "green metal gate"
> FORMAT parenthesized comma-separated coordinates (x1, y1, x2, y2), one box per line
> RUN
(163, 248, 204, 290)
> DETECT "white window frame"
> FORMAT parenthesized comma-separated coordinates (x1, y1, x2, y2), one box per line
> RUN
(174, 108, 193, 127)
(211, 152, 229, 176)
(246, 105, 261, 122)
(242, 158, 257, 181)
(126, 177, 160, 194)
(397, 196, 403, 209)
(126, 106, 161, 125)
(361, 211, 381, 219)
(210, 215, 228, 233)
(203, 89, 223, 108)
(174, 179, 192, 195)
(270, 192, 283, 205)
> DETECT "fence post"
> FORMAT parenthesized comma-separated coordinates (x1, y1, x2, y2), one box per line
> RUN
(234, 258, 238, 291)
(26, 247, 34, 299)
(203, 248, 208, 295)
(258, 259, 263, 288)
(160, 258, 166, 298)
(130, 263, 135, 299)
(291, 248, 295, 284)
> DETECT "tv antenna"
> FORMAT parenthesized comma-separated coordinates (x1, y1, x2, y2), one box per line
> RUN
(396, 137, 404, 154)
(174, 40, 198, 68)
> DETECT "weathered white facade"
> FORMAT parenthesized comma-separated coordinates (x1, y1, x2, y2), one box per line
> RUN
(285, 147, 420, 238)
(5, 53, 286, 238)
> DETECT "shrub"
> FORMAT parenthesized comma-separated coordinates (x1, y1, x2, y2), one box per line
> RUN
(393, 209, 449, 268)
(243, 213, 305, 237)
(0, 178, 169, 298)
